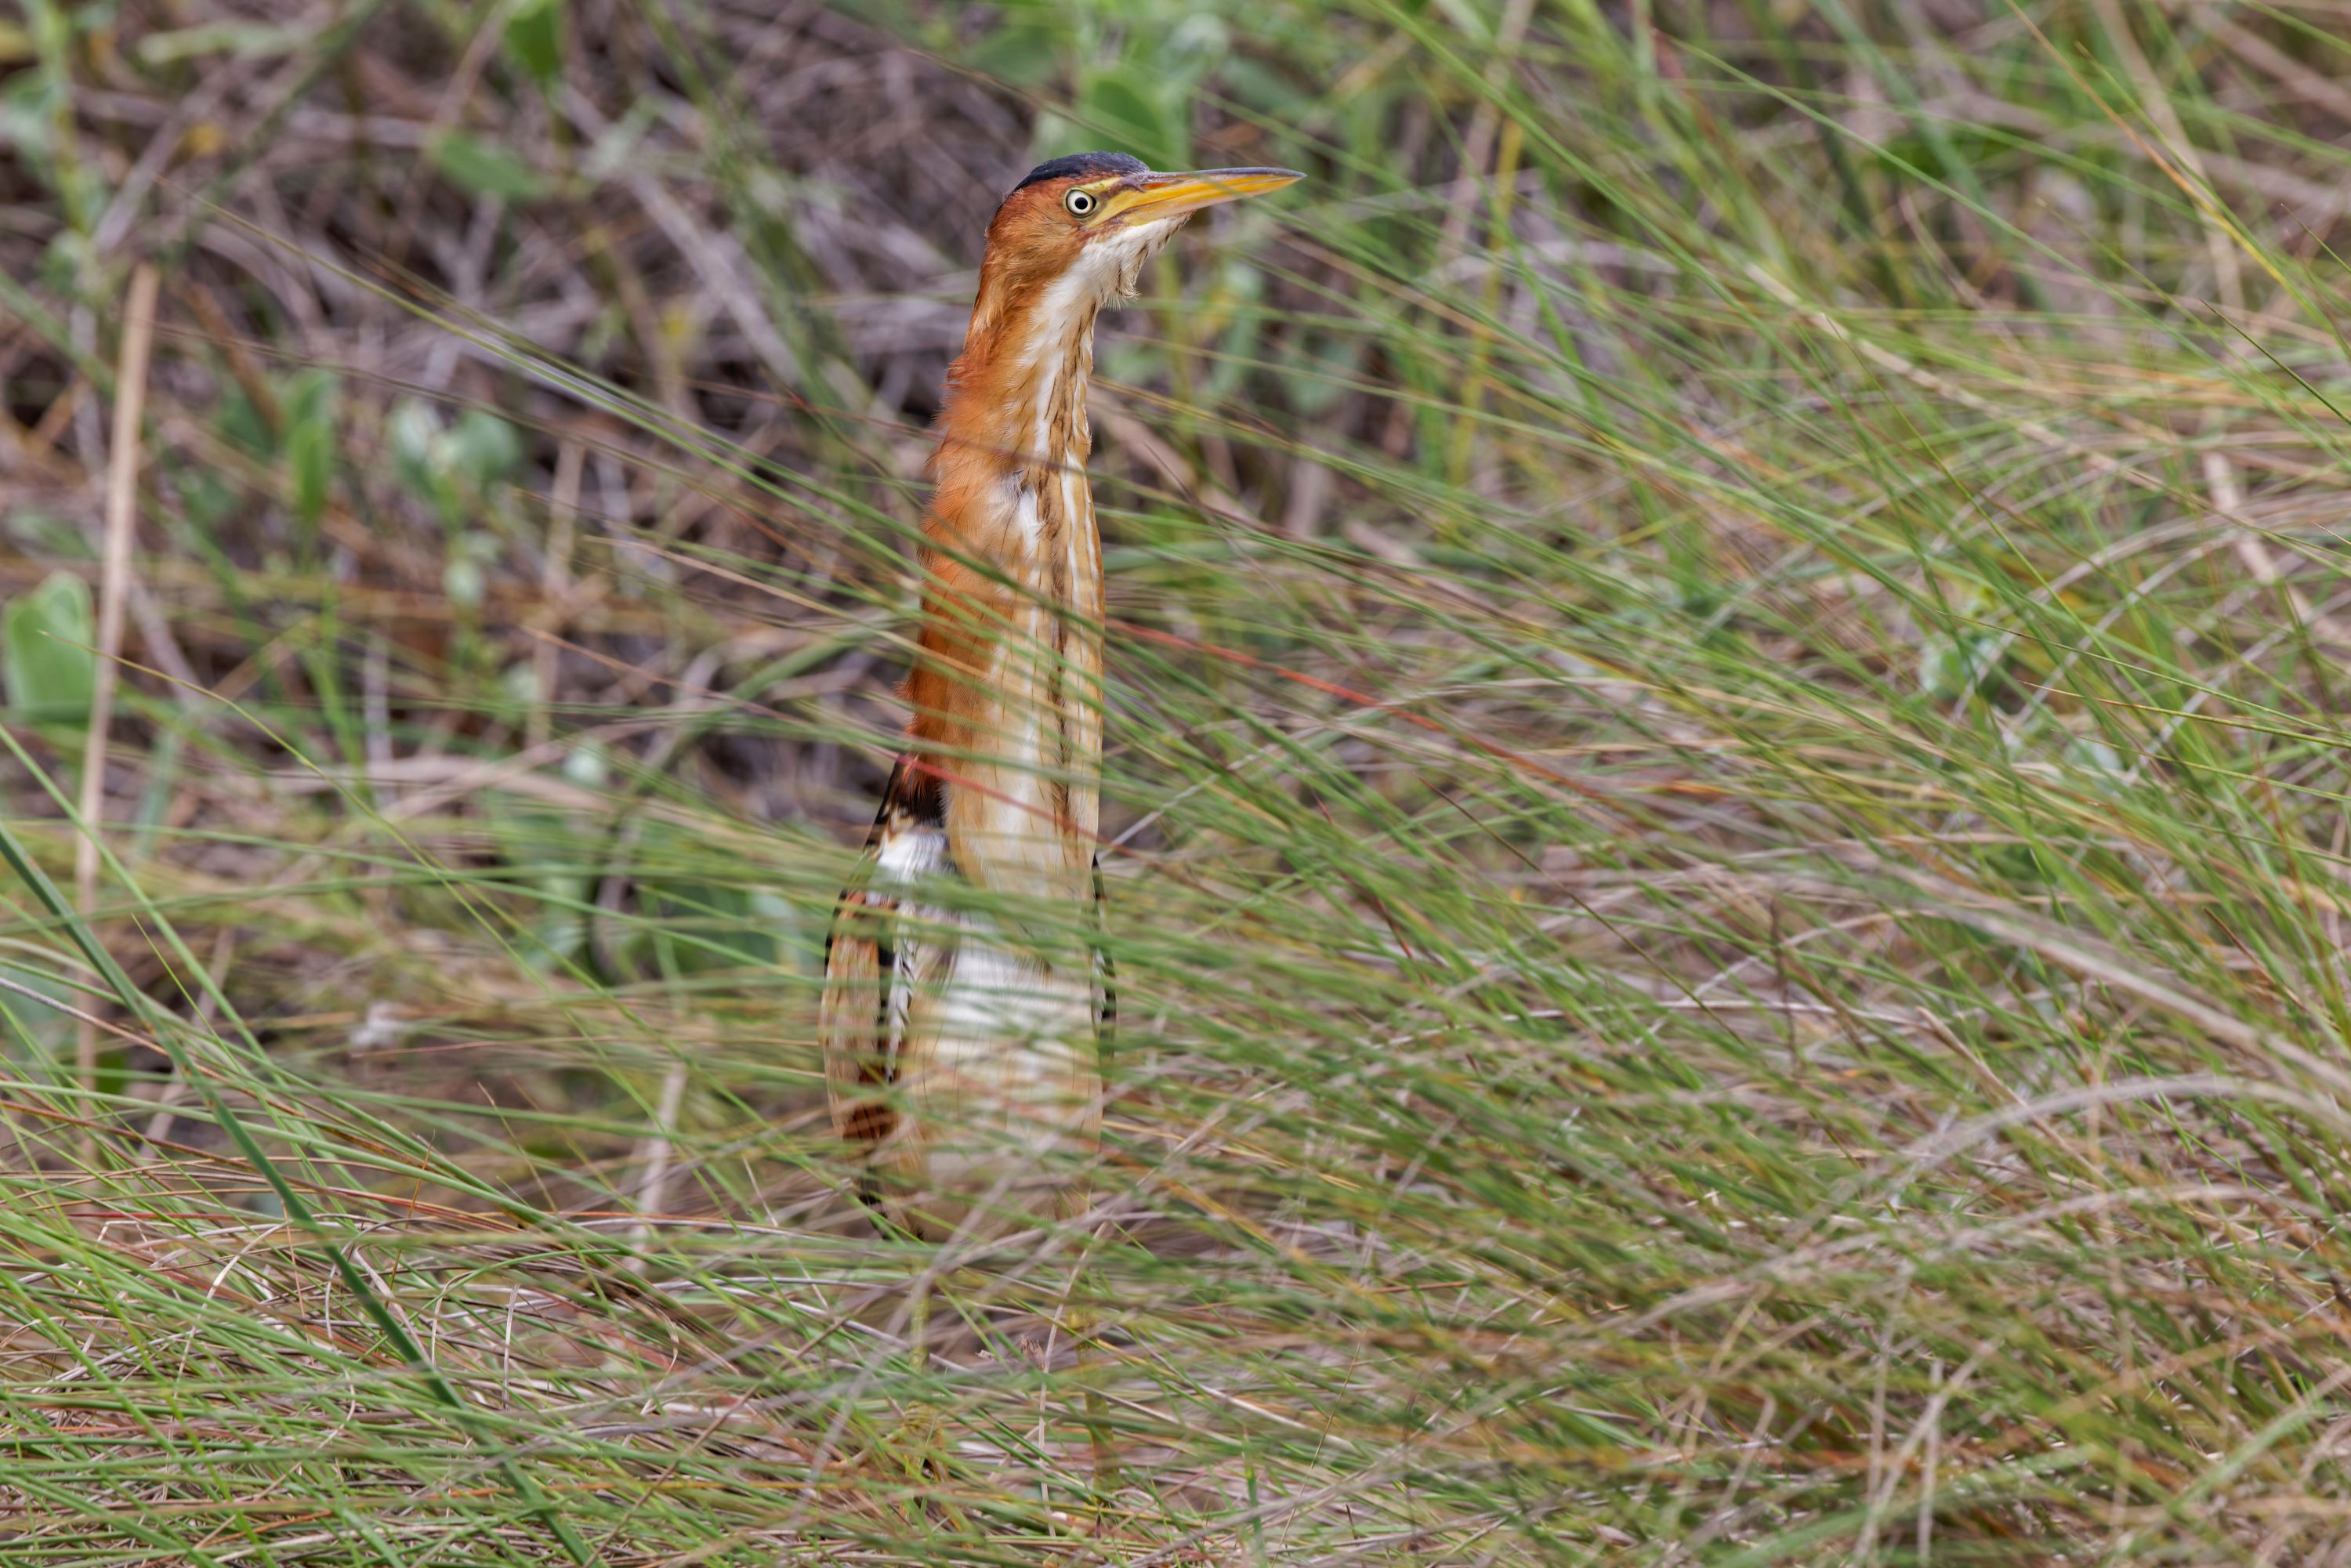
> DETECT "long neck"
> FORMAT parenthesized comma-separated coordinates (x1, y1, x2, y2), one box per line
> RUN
(904, 276, 1107, 906)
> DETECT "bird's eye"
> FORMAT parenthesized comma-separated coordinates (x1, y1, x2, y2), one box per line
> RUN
(1065, 188, 1097, 216)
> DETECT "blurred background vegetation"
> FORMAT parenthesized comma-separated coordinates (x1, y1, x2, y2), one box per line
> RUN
(9, 0, 2351, 1560)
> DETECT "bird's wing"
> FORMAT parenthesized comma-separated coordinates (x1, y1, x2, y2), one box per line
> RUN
(822, 758, 948, 1157)
(1091, 853, 1114, 1052)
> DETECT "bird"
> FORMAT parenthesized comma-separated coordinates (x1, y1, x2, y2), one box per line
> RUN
(821, 153, 1302, 1247)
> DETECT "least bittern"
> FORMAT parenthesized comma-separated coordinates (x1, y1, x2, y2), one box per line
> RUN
(821, 154, 1301, 1243)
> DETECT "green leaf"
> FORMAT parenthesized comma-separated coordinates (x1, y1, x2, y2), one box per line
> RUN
(638, 881, 777, 973)
(0, 960, 77, 1056)
(134, 20, 302, 65)
(425, 129, 546, 201)
(1, 71, 54, 162)
(445, 551, 487, 608)
(969, 13, 1061, 87)
(504, 0, 563, 89)
(1918, 630, 2001, 701)
(387, 399, 456, 523)
(3, 571, 96, 724)
(387, 398, 439, 482)
(283, 369, 337, 531)
(216, 383, 272, 459)
(286, 411, 333, 532)
(6, 509, 92, 560)
(282, 366, 337, 432)
(440, 409, 522, 486)
(1082, 68, 1183, 170)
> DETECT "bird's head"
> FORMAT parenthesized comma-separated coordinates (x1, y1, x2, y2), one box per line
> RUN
(967, 151, 1302, 339)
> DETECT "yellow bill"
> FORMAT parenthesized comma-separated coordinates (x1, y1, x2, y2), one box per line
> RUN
(1098, 167, 1304, 225)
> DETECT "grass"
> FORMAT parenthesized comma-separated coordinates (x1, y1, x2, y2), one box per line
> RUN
(8, 0, 2351, 1560)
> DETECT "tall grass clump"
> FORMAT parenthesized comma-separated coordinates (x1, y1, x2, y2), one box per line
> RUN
(6, 0, 2351, 1560)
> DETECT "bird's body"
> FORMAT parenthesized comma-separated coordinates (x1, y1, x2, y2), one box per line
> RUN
(824, 751, 1110, 1240)
(822, 153, 1299, 1241)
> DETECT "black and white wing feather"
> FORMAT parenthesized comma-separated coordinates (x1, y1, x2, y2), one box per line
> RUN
(821, 759, 947, 1160)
